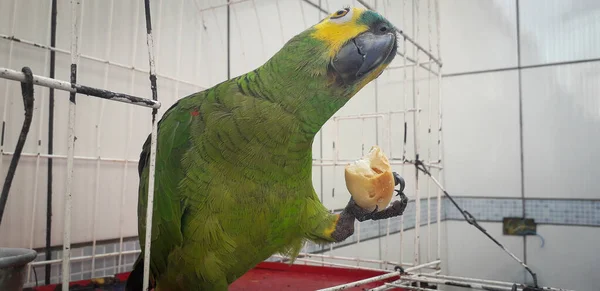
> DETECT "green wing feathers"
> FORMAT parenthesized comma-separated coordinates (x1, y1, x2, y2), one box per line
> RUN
(131, 27, 378, 289)
(136, 94, 197, 280)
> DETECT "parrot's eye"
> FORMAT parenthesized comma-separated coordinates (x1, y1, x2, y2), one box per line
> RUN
(330, 7, 352, 23)
(332, 9, 348, 18)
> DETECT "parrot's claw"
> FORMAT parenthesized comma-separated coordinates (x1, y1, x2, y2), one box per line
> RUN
(393, 171, 405, 187)
(347, 193, 409, 222)
(393, 171, 406, 196)
(357, 204, 379, 222)
(346, 199, 379, 222)
(368, 193, 408, 221)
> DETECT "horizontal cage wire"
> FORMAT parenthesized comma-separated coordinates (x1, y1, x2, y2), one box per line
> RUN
(0, 0, 573, 291)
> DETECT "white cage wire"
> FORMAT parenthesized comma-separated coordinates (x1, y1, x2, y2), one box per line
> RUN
(0, 0, 573, 291)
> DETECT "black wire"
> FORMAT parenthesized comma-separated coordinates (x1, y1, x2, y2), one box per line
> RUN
(412, 159, 540, 288)
(33, 265, 39, 287)
(301, 0, 329, 14)
(0, 67, 35, 226)
(46, 0, 58, 284)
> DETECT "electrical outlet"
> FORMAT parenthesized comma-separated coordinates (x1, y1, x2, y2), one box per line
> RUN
(502, 217, 536, 236)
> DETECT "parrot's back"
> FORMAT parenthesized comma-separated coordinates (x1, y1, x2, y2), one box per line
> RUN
(130, 72, 321, 290)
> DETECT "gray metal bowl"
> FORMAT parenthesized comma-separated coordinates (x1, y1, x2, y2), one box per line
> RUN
(0, 248, 37, 291)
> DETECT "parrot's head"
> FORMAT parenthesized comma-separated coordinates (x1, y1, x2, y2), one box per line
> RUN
(314, 7, 398, 93)
(276, 7, 398, 97)
(257, 7, 398, 130)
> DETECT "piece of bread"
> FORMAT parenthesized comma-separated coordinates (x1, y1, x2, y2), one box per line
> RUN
(344, 145, 395, 212)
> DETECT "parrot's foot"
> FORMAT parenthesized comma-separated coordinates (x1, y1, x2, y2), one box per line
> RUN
(346, 199, 380, 222)
(327, 172, 408, 242)
(350, 194, 408, 222)
(348, 171, 408, 222)
(366, 195, 409, 221)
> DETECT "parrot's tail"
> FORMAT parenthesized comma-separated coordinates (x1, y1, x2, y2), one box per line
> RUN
(125, 255, 145, 291)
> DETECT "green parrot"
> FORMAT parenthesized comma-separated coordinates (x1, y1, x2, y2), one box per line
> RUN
(126, 7, 408, 291)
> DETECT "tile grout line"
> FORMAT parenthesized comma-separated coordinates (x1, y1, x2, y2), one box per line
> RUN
(514, 1, 529, 282)
(442, 57, 600, 78)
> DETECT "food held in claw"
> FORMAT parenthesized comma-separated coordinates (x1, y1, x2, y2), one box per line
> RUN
(344, 146, 395, 212)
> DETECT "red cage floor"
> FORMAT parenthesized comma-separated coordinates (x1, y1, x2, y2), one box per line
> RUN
(27, 262, 405, 291)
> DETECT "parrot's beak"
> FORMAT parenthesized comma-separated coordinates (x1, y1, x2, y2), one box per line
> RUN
(331, 31, 396, 85)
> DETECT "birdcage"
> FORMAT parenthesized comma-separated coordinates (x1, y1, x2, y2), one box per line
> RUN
(0, 1, 576, 291)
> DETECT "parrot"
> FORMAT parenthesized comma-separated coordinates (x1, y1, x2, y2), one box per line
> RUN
(126, 7, 408, 291)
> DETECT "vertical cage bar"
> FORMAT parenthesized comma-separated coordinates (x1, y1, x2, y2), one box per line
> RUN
(360, 118, 365, 155)
(368, 4, 381, 268)
(399, 0, 408, 267)
(274, 0, 286, 45)
(26, 97, 45, 284)
(297, 0, 308, 28)
(318, 0, 329, 264)
(401, 0, 408, 164)
(26, 11, 52, 281)
(434, 0, 443, 261)
(331, 115, 339, 264)
(230, 6, 250, 71)
(152, 0, 164, 73)
(426, 0, 433, 264)
(320, 0, 325, 228)
(333, 117, 339, 199)
(62, 0, 81, 288)
(227, 0, 231, 79)
(143, 0, 159, 289)
(412, 0, 422, 269)
(117, 0, 143, 273)
(0, 0, 19, 173)
(46, 0, 58, 283)
(357, 116, 366, 267)
(385, 115, 391, 269)
(251, 0, 267, 60)
(91, 0, 115, 275)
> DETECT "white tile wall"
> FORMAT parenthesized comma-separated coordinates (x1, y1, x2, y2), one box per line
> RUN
(445, 221, 525, 284)
(519, 0, 600, 66)
(521, 62, 600, 199)
(439, 0, 518, 74)
(526, 225, 600, 291)
(434, 222, 594, 291)
(442, 71, 522, 197)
